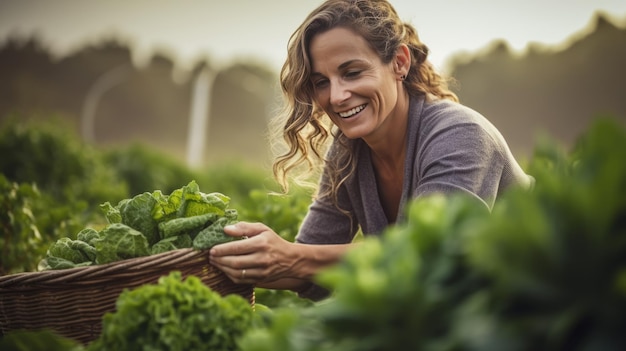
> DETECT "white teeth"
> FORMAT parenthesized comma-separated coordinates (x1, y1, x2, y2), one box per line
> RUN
(338, 104, 366, 118)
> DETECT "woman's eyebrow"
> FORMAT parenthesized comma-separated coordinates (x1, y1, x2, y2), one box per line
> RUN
(311, 59, 366, 77)
(337, 59, 363, 70)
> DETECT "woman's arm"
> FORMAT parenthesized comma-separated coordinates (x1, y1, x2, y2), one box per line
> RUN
(209, 222, 354, 288)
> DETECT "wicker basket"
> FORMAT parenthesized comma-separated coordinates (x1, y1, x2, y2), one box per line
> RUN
(0, 248, 254, 344)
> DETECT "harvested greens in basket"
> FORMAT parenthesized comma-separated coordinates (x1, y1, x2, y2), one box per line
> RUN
(39, 181, 240, 270)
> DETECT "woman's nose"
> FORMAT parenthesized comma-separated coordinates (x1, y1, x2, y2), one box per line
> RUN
(329, 80, 350, 106)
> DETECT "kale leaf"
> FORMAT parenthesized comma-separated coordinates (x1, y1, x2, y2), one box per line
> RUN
(118, 192, 159, 246)
(193, 217, 238, 250)
(151, 234, 192, 255)
(94, 223, 150, 264)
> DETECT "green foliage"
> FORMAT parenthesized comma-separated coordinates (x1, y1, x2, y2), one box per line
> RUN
(253, 288, 315, 310)
(239, 187, 311, 243)
(87, 271, 256, 351)
(194, 216, 239, 249)
(0, 175, 46, 275)
(40, 181, 240, 270)
(150, 234, 192, 255)
(116, 191, 159, 245)
(0, 117, 128, 220)
(48, 237, 94, 265)
(103, 143, 197, 197)
(0, 329, 84, 351)
(237, 308, 326, 351)
(0, 117, 129, 273)
(239, 118, 626, 351)
(94, 223, 150, 264)
(197, 160, 274, 210)
(159, 212, 218, 239)
(310, 195, 489, 351)
(455, 118, 626, 351)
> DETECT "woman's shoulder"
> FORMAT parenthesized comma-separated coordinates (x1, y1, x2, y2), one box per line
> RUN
(411, 95, 511, 156)
(417, 97, 503, 139)
(419, 96, 486, 129)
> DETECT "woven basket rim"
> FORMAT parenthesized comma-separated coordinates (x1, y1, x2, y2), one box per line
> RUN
(0, 247, 207, 287)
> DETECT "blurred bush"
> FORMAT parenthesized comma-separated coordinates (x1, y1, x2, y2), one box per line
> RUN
(238, 187, 311, 243)
(0, 116, 128, 208)
(0, 117, 129, 273)
(0, 175, 47, 275)
(103, 143, 197, 197)
(196, 160, 275, 209)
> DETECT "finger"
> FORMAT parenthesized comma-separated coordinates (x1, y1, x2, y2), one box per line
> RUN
(209, 249, 267, 269)
(210, 235, 256, 257)
(219, 266, 261, 285)
(211, 223, 272, 257)
(223, 221, 270, 238)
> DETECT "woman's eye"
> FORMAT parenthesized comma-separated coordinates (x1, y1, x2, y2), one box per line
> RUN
(313, 79, 329, 89)
(345, 70, 361, 78)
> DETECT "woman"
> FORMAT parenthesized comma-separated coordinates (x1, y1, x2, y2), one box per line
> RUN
(210, 0, 533, 300)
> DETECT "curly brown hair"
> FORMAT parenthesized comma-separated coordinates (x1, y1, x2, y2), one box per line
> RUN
(271, 0, 458, 203)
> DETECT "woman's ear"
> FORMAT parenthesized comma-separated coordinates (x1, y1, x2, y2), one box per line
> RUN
(394, 44, 411, 78)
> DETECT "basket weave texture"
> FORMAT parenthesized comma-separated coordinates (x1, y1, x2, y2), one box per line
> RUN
(0, 248, 254, 344)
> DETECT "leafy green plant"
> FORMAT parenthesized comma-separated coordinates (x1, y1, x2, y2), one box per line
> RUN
(0, 117, 128, 268)
(87, 271, 256, 351)
(0, 329, 84, 351)
(197, 160, 275, 210)
(239, 187, 311, 243)
(0, 117, 128, 220)
(0, 175, 45, 275)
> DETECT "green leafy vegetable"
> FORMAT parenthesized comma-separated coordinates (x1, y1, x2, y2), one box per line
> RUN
(87, 271, 256, 351)
(178, 180, 229, 217)
(99, 202, 121, 224)
(193, 217, 237, 249)
(43, 256, 81, 270)
(0, 329, 84, 351)
(152, 189, 181, 222)
(151, 234, 192, 255)
(94, 223, 150, 264)
(45, 237, 93, 269)
(118, 192, 159, 246)
(40, 180, 241, 270)
(70, 239, 97, 261)
(158, 212, 218, 238)
(76, 228, 101, 246)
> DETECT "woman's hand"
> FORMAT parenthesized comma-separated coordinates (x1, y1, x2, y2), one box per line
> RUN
(209, 221, 301, 285)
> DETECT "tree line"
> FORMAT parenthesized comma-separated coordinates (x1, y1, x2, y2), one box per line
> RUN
(0, 12, 624, 164)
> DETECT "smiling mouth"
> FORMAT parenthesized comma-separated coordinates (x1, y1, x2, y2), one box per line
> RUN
(338, 104, 367, 118)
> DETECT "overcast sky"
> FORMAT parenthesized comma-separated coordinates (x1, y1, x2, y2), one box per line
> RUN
(1, 0, 625, 74)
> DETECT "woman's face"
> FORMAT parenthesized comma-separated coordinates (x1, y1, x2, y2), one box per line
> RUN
(309, 26, 402, 141)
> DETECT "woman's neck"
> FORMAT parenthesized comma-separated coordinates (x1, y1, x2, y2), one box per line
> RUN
(366, 89, 410, 167)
